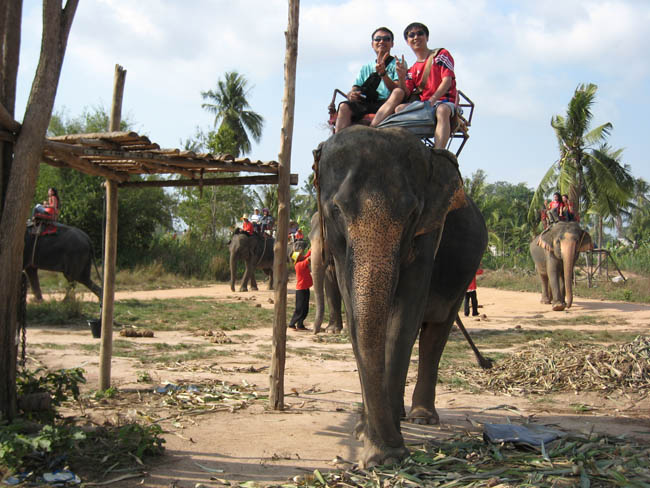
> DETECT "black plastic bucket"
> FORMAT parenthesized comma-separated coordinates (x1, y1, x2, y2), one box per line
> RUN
(87, 319, 101, 338)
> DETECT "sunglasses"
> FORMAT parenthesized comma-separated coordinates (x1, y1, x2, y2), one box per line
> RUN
(373, 35, 392, 42)
(407, 30, 426, 39)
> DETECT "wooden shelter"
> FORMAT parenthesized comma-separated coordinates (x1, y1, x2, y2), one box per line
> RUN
(39, 110, 297, 391)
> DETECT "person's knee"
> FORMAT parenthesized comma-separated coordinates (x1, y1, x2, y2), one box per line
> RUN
(389, 88, 405, 103)
(436, 104, 452, 123)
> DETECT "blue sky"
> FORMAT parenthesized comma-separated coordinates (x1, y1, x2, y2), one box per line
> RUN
(15, 0, 650, 190)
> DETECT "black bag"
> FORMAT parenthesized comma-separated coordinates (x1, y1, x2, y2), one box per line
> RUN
(359, 72, 382, 103)
(358, 55, 393, 103)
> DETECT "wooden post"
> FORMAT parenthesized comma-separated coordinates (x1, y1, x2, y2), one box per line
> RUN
(270, 0, 299, 410)
(98, 65, 126, 390)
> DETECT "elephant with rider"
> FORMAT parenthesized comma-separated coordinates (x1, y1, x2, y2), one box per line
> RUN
(530, 221, 593, 311)
(229, 231, 274, 292)
(23, 222, 102, 301)
(314, 125, 487, 468)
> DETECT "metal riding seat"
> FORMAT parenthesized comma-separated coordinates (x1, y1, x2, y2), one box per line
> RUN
(327, 89, 475, 157)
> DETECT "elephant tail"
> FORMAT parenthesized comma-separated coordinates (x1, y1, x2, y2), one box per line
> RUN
(455, 314, 493, 370)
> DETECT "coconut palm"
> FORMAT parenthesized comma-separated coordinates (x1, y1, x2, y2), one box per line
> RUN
(528, 83, 632, 226)
(201, 71, 264, 157)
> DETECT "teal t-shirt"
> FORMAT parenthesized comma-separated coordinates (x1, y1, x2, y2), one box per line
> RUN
(354, 57, 398, 101)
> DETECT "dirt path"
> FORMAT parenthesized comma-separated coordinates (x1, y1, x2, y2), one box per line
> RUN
(27, 283, 650, 487)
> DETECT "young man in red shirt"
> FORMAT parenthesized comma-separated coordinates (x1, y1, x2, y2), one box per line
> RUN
(288, 250, 312, 331)
(395, 22, 457, 149)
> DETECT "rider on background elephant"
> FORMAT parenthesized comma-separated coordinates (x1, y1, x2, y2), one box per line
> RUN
(530, 221, 593, 311)
(314, 125, 487, 468)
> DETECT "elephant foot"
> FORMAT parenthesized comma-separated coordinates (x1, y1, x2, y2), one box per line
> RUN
(552, 302, 566, 311)
(326, 324, 343, 334)
(230, 286, 235, 292)
(407, 406, 440, 425)
(353, 418, 365, 440)
(239, 287, 248, 292)
(359, 442, 409, 469)
(540, 298, 551, 304)
(251, 286, 259, 291)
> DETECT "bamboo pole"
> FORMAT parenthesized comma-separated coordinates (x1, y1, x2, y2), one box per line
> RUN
(270, 0, 299, 410)
(98, 64, 126, 390)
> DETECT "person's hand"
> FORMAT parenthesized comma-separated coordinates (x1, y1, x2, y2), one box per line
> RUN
(348, 88, 362, 101)
(375, 50, 389, 76)
(395, 55, 407, 78)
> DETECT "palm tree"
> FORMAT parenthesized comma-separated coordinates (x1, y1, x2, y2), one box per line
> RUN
(201, 71, 264, 157)
(528, 83, 633, 226)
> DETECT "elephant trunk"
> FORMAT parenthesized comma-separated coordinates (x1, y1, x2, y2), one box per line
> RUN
(561, 240, 577, 308)
(347, 216, 404, 448)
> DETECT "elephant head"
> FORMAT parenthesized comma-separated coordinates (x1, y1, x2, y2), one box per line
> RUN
(536, 222, 593, 309)
(315, 126, 465, 467)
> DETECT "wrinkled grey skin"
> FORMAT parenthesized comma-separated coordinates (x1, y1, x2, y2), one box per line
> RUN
(229, 232, 274, 292)
(316, 126, 487, 468)
(309, 212, 344, 334)
(23, 223, 102, 301)
(530, 222, 593, 311)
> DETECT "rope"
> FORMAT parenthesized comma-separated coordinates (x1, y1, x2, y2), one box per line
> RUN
(19, 272, 27, 368)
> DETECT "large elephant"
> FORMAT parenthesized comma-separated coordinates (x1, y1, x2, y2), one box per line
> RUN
(315, 126, 487, 468)
(23, 223, 102, 301)
(309, 212, 344, 334)
(229, 232, 274, 292)
(530, 222, 593, 311)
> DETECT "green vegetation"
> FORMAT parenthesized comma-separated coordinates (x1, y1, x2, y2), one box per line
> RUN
(293, 433, 650, 488)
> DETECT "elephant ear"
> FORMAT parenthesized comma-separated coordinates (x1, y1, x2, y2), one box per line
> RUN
(415, 149, 467, 236)
(537, 232, 554, 252)
(578, 229, 594, 252)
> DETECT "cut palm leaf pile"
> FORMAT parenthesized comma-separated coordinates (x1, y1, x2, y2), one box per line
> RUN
(455, 336, 650, 395)
(289, 432, 650, 487)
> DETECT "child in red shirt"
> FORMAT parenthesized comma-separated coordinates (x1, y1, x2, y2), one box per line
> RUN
(289, 250, 312, 331)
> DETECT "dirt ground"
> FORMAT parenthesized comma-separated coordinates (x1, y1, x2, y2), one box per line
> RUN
(25, 280, 650, 487)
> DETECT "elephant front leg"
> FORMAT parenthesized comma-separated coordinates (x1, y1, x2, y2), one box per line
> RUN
(324, 267, 343, 333)
(24, 267, 43, 301)
(239, 262, 251, 292)
(408, 320, 453, 424)
(547, 256, 566, 311)
(250, 267, 259, 291)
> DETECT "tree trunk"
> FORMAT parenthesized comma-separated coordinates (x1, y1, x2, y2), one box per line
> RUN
(0, 0, 78, 421)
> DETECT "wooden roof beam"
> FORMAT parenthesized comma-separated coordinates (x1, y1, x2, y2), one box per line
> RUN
(43, 140, 129, 182)
(119, 173, 299, 188)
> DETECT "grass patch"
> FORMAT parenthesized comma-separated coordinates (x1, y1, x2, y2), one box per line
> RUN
(480, 268, 650, 303)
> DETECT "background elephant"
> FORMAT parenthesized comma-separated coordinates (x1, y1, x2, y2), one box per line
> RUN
(23, 223, 102, 301)
(309, 212, 344, 334)
(530, 222, 593, 311)
(228, 232, 274, 292)
(315, 126, 487, 468)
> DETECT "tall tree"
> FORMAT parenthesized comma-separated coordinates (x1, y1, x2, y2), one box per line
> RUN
(528, 83, 632, 225)
(200, 71, 264, 157)
(0, 0, 78, 421)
